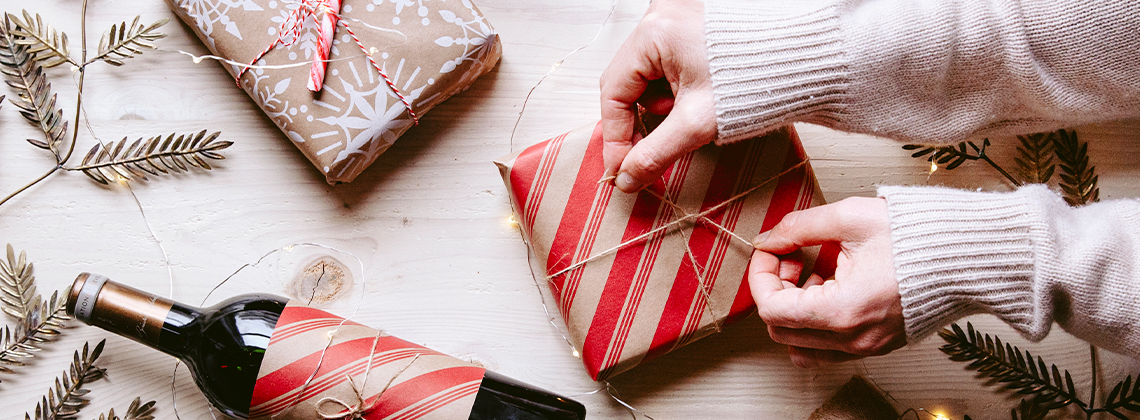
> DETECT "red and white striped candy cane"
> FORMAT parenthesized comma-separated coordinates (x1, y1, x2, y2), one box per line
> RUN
(308, 0, 340, 92)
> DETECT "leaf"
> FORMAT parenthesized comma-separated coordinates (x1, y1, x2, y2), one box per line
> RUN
(1014, 132, 1055, 185)
(939, 322, 1085, 410)
(70, 131, 231, 185)
(5, 10, 76, 68)
(91, 16, 167, 66)
(24, 339, 105, 420)
(95, 398, 156, 420)
(1053, 129, 1099, 206)
(0, 243, 39, 321)
(0, 16, 68, 155)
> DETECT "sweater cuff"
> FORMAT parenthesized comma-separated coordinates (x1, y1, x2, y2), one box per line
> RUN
(878, 185, 1045, 342)
(705, 0, 850, 143)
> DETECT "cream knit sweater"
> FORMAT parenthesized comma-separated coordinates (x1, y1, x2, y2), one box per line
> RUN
(703, 0, 1140, 358)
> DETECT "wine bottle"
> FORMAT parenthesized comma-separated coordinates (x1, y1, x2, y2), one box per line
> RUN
(67, 273, 587, 420)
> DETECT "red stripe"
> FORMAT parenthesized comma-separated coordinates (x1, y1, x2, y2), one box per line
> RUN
(274, 305, 364, 329)
(360, 366, 485, 419)
(642, 139, 758, 362)
(545, 122, 608, 312)
(269, 318, 348, 345)
(588, 153, 692, 380)
(560, 181, 614, 312)
(524, 133, 567, 231)
(386, 381, 482, 420)
(731, 129, 811, 314)
(253, 348, 427, 416)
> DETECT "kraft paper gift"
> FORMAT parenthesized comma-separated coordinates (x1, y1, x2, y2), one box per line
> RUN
(167, 0, 502, 183)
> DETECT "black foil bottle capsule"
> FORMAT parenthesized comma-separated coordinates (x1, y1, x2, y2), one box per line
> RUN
(67, 273, 586, 419)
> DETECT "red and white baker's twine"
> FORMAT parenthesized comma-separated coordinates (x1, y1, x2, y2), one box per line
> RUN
(237, 0, 419, 124)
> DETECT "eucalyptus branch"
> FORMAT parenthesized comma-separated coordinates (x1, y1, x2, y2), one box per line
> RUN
(0, 17, 69, 156)
(25, 340, 106, 420)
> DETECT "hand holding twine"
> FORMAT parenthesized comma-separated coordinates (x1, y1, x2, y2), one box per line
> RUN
(237, 0, 419, 123)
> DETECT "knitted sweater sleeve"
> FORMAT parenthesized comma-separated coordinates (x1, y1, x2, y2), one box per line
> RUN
(703, 0, 1140, 144)
(877, 185, 1140, 359)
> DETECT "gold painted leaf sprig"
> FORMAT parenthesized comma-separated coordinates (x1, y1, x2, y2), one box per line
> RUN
(0, 8, 227, 208)
(73, 131, 232, 185)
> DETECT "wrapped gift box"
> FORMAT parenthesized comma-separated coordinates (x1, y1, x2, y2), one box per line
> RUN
(496, 122, 838, 380)
(167, 0, 502, 183)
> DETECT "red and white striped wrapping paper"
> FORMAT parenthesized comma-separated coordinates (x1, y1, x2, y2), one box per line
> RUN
(495, 122, 838, 380)
(250, 302, 485, 419)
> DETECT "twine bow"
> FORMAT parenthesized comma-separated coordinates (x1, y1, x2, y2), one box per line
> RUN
(312, 328, 421, 420)
(237, 0, 419, 124)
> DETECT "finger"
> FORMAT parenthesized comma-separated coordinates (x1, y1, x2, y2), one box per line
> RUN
(788, 346, 863, 368)
(637, 78, 675, 115)
(615, 97, 714, 192)
(777, 250, 804, 283)
(799, 273, 826, 288)
(754, 204, 853, 255)
(767, 325, 851, 352)
(600, 41, 664, 177)
(753, 278, 841, 330)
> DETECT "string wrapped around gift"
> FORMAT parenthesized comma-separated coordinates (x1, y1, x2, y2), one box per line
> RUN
(236, 0, 419, 124)
(548, 160, 813, 332)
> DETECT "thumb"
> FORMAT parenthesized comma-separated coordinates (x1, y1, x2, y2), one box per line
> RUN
(615, 93, 715, 192)
(754, 203, 852, 255)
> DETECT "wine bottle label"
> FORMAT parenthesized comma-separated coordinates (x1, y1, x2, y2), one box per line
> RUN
(73, 273, 108, 323)
(250, 301, 487, 420)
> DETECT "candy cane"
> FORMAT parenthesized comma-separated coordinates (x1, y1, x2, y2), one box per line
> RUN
(308, 0, 340, 92)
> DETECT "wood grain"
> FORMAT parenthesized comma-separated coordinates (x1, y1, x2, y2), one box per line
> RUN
(0, 0, 1137, 419)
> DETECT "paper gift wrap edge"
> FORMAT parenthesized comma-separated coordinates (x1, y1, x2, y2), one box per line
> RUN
(495, 122, 838, 380)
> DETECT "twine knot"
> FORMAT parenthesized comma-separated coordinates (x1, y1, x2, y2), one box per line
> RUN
(236, 0, 418, 123)
(316, 375, 373, 419)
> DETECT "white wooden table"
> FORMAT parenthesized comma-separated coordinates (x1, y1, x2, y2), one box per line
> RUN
(3, 0, 1139, 419)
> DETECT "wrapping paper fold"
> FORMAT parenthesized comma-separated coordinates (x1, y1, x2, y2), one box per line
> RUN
(167, 0, 502, 183)
(251, 301, 485, 419)
(496, 122, 838, 380)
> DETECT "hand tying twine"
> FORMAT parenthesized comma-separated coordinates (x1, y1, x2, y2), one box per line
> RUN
(237, 0, 419, 124)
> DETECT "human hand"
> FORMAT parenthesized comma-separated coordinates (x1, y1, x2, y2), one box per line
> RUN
(599, 0, 716, 193)
(750, 197, 907, 367)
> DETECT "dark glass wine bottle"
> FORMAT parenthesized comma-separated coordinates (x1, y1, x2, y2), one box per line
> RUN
(67, 273, 586, 419)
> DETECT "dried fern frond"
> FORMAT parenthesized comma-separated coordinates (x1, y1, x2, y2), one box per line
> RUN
(1, 244, 39, 320)
(0, 291, 71, 382)
(1053, 129, 1099, 206)
(0, 16, 68, 154)
(93, 398, 156, 420)
(91, 16, 167, 67)
(25, 340, 106, 420)
(1099, 375, 1140, 417)
(1014, 132, 1055, 185)
(902, 141, 979, 171)
(1010, 398, 1050, 420)
(71, 131, 231, 184)
(940, 322, 1083, 411)
(5, 10, 76, 68)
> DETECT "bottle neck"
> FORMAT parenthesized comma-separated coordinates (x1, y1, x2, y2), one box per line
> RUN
(70, 273, 201, 358)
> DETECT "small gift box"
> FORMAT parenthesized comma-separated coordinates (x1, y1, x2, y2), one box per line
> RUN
(496, 122, 838, 380)
(167, 0, 502, 183)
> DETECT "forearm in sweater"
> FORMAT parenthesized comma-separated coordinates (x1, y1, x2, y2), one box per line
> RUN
(704, 0, 1140, 145)
(879, 185, 1140, 359)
